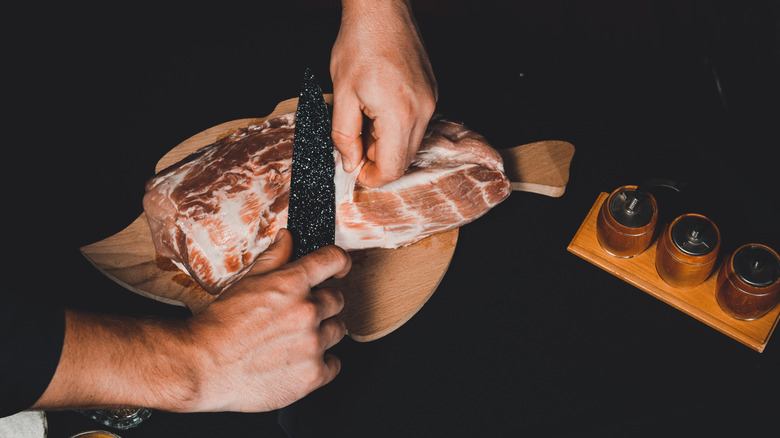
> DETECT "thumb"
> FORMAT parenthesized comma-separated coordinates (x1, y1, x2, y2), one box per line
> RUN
(246, 229, 294, 276)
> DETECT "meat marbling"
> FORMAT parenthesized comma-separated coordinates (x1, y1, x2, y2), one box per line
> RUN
(143, 113, 511, 295)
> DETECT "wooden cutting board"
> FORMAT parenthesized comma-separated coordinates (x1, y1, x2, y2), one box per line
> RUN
(81, 96, 574, 342)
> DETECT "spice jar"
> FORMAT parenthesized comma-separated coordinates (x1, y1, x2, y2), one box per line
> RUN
(596, 185, 658, 258)
(716, 244, 780, 320)
(655, 214, 720, 288)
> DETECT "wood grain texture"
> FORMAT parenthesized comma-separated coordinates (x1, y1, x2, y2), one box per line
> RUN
(322, 229, 458, 342)
(568, 193, 780, 352)
(80, 214, 216, 314)
(499, 140, 574, 197)
(81, 96, 574, 341)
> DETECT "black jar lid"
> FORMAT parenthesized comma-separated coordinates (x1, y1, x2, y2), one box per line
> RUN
(671, 215, 719, 256)
(608, 189, 654, 228)
(733, 245, 780, 287)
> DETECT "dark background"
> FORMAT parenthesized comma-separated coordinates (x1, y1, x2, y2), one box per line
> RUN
(14, 0, 779, 436)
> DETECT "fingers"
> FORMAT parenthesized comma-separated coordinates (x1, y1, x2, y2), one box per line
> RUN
(304, 353, 342, 394)
(320, 316, 346, 351)
(248, 231, 350, 285)
(355, 95, 436, 188)
(332, 78, 435, 188)
(304, 292, 346, 390)
(319, 353, 342, 386)
(358, 114, 412, 188)
(290, 245, 352, 288)
(246, 229, 293, 276)
(408, 117, 430, 168)
(331, 91, 365, 173)
(311, 286, 345, 319)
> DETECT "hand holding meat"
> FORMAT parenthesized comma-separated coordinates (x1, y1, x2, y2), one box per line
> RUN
(330, 0, 438, 187)
(33, 230, 350, 412)
(184, 229, 350, 412)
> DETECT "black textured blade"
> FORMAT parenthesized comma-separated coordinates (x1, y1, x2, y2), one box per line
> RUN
(288, 68, 336, 260)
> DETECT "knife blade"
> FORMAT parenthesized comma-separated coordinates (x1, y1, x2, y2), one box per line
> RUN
(278, 68, 338, 437)
(287, 68, 336, 260)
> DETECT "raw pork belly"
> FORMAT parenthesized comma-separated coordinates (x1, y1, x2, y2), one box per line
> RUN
(144, 113, 511, 295)
(335, 117, 512, 250)
(144, 114, 294, 295)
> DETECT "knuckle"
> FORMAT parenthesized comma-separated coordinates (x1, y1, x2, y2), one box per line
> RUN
(329, 289, 346, 311)
(295, 301, 319, 324)
(395, 105, 416, 127)
(430, 83, 439, 102)
(420, 98, 437, 119)
(267, 269, 306, 293)
(296, 332, 321, 356)
(331, 128, 356, 147)
(303, 364, 327, 388)
(316, 288, 345, 315)
(310, 246, 350, 273)
(325, 245, 350, 270)
(330, 316, 347, 338)
(381, 165, 406, 181)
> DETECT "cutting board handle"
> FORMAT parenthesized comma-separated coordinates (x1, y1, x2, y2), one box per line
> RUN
(500, 140, 575, 197)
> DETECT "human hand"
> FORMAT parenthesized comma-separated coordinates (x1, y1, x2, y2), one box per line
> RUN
(31, 230, 350, 414)
(330, 0, 438, 187)
(186, 229, 351, 412)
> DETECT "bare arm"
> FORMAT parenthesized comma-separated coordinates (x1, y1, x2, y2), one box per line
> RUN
(32, 230, 350, 413)
(331, 0, 438, 187)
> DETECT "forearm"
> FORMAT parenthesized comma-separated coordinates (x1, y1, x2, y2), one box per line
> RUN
(31, 308, 199, 412)
(341, 0, 412, 16)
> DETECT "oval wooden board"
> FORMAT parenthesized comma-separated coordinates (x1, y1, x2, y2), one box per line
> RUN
(80, 95, 574, 342)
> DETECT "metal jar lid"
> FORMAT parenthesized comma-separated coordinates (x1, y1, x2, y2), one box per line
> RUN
(608, 189, 654, 228)
(671, 215, 719, 256)
(733, 245, 780, 288)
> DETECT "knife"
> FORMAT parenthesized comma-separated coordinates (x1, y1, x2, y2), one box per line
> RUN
(287, 67, 337, 261)
(278, 68, 337, 437)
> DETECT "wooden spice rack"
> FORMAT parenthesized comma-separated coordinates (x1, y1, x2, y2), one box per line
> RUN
(567, 192, 780, 352)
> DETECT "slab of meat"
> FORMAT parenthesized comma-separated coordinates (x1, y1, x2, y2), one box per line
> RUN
(143, 113, 511, 295)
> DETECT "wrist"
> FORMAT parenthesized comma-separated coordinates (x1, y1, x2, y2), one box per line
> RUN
(133, 316, 203, 412)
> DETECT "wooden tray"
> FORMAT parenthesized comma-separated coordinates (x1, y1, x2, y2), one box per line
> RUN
(567, 192, 780, 352)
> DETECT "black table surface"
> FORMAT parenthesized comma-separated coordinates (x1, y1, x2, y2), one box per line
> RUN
(15, 1, 779, 437)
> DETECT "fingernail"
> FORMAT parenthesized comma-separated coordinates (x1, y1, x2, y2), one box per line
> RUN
(272, 229, 285, 244)
(342, 155, 352, 172)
